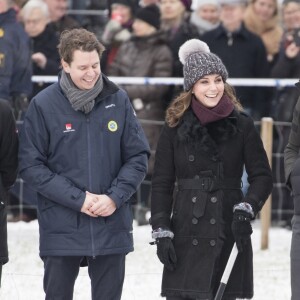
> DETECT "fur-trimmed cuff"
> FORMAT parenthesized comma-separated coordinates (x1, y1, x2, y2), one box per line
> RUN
(233, 202, 255, 219)
(152, 228, 174, 239)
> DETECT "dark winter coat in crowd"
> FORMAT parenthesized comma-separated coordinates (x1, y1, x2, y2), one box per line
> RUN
(162, 16, 199, 107)
(18, 74, 150, 257)
(151, 109, 273, 299)
(0, 8, 32, 101)
(201, 23, 269, 119)
(0, 100, 18, 266)
(30, 23, 60, 98)
(108, 31, 173, 174)
(270, 42, 300, 122)
(48, 15, 80, 36)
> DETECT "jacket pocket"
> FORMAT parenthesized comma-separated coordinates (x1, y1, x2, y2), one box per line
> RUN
(105, 202, 133, 232)
(39, 197, 78, 235)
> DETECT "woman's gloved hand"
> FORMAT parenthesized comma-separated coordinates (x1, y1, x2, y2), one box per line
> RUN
(156, 237, 177, 271)
(231, 202, 254, 252)
(151, 228, 177, 271)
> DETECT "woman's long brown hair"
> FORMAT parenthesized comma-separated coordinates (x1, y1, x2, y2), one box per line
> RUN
(166, 83, 243, 127)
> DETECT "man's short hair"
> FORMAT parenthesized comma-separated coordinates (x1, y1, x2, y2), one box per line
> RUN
(58, 28, 105, 64)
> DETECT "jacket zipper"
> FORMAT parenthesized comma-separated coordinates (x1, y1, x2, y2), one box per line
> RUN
(86, 116, 96, 258)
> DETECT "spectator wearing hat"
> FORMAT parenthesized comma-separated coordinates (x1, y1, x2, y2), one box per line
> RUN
(160, 0, 199, 108)
(190, 0, 221, 36)
(201, 0, 269, 120)
(150, 38, 272, 300)
(108, 5, 173, 216)
(101, 0, 137, 73)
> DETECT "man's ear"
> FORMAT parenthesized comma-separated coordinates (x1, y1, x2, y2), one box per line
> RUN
(61, 59, 70, 73)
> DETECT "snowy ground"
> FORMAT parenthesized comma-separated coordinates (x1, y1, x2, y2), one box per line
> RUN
(0, 220, 292, 300)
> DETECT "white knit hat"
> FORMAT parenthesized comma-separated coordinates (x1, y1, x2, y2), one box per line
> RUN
(178, 39, 228, 91)
(193, 0, 220, 9)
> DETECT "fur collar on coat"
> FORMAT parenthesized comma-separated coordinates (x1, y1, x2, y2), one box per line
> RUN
(177, 108, 238, 160)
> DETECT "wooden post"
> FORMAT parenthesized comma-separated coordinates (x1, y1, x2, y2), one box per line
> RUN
(260, 117, 273, 250)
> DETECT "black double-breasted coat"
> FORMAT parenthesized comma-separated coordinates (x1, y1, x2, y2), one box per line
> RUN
(151, 109, 273, 299)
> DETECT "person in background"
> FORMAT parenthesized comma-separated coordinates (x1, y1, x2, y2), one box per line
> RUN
(270, 0, 300, 231)
(6, 0, 61, 223)
(0, 100, 18, 287)
(190, 0, 221, 36)
(22, 0, 60, 98)
(243, 0, 282, 120)
(150, 39, 273, 300)
(271, 0, 300, 122)
(243, 0, 282, 67)
(0, 0, 32, 120)
(201, 0, 269, 120)
(44, 0, 80, 35)
(160, 0, 199, 107)
(108, 4, 172, 223)
(18, 28, 150, 300)
(101, 0, 136, 72)
(284, 86, 300, 300)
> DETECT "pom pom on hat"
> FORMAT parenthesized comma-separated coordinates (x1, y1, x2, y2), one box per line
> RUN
(178, 39, 210, 65)
(179, 39, 228, 91)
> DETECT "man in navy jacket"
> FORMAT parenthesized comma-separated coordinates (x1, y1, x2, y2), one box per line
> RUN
(18, 28, 150, 300)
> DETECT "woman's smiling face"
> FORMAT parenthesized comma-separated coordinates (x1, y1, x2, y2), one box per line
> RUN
(192, 74, 224, 108)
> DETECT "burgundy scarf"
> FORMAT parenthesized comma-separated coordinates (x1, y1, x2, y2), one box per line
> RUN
(191, 95, 234, 125)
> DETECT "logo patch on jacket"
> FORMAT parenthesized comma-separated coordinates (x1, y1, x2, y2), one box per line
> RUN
(63, 123, 75, 133)
(0, 28, 4, 38)
(0, 53, 5, 68)
(108, 120, 118, 132)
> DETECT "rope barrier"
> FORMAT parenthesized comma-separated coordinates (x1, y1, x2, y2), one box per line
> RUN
(31, 76, 299, 87)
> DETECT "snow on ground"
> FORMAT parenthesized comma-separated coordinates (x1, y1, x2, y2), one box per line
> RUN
(0, 220, 292, 300)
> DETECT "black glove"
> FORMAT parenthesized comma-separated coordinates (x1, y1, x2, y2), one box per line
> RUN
(231, 210, 253, 252)
(156, 237, 177, 271)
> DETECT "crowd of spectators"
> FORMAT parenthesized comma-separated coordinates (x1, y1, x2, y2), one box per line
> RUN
(2, 0, 300, 225)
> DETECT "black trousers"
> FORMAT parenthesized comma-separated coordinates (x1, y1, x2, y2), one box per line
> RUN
(42, 254, 125, 300)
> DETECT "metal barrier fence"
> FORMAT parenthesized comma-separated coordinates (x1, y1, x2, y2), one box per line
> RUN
(7, 77, 297, 226)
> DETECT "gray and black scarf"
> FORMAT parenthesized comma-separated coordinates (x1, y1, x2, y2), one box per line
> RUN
(60, 70, 104, 114)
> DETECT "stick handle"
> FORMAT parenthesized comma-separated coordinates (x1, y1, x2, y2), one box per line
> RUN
(214, 243, 238, 300)
(221, 243, 238, 284)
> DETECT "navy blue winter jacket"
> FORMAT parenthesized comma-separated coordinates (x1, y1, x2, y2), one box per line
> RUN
(0, 8, 32, 100)
(18, 75, 150, 256)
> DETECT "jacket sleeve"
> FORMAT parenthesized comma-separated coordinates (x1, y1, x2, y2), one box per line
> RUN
(284, 97, 300, 187)
(106, 97, 150, 208)
(18, 99, 86, 212)
(243, 116, 273, 214)
(0, 100, 18, 188)
(150, 125, 176, 229)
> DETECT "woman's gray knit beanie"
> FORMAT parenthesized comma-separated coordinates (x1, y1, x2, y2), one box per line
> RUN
(178, 39, 228, 91)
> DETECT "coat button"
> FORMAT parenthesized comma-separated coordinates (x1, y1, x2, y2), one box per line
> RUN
(192, 196, 197, 203)
(210, 240, 216, 247)
(194, 175, 200, 179)
(188, 155, 195, 162)
(210, 218, 216, 225)
(192, 239, 198, 246)
(173, 210, 177, 215)
(192, 218, 198, 225)
(210, 196, 217, 203)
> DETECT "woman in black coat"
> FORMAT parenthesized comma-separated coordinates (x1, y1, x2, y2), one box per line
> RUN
(150, 39, 273, 300)
(0, 100, 18, 286)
